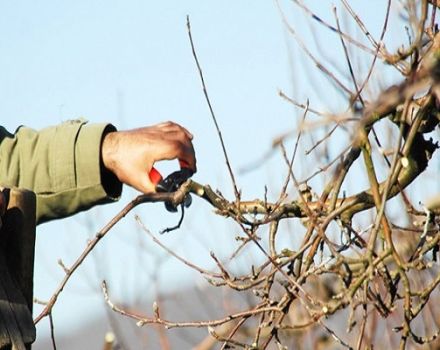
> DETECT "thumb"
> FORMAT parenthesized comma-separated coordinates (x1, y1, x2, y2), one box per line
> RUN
(137, 173, 157, 194)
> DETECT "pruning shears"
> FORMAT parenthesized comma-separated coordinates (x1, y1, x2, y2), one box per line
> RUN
(148, 160, 193, 212)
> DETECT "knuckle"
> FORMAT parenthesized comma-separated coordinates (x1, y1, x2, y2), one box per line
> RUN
(165, 120, 177, 128)
(176, 129, 188, 140)
(169, 129, 187, 143)
(157, 121, 174, 129)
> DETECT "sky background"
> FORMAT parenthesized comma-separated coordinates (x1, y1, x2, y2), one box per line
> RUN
(0, 1, 433, 348)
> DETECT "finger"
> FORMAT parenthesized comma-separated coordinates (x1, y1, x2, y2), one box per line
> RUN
(135, 171, 157, 194)
(156, 122, 193, 140)
(156, 121, 175, 128)
(155, 121, 181, 132)
(178, 124, 194, 140)
(176, 143, 197, 173)
(160, 130, 193, 144)
(155, 140, 197, 172)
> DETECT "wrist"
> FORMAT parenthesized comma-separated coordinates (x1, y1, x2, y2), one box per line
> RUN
(101, 129, 118, 174)
(100, 126, 122, 197)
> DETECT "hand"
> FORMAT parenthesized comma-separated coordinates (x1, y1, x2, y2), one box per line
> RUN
(101, 121, 196, 193)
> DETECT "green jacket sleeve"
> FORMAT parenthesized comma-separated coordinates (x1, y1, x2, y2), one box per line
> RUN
(0, 119, 122, 224)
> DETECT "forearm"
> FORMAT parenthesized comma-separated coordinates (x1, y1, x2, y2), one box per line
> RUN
(0, 120, 122, 224)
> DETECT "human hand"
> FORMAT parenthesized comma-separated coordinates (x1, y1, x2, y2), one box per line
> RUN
(101, 121, 196, 193)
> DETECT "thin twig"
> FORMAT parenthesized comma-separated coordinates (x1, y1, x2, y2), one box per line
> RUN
(288, 0, 377, 56)
(102, 280, 281, 329)
(278, 4, 354, 97)
(49, 312, 57, 350)
(186, 16, 240, 200)
(135, 215, 223, 278)
(334, 6, 364, 105)
(34, 186, 193, 324)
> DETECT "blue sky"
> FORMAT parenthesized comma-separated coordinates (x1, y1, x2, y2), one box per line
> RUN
(0, 0, 421, 346)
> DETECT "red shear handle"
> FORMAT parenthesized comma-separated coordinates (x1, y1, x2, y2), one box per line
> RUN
(149, 167, 163, 186)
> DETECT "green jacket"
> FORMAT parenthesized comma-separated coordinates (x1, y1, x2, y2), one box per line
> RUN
(0, 119, 122, 224)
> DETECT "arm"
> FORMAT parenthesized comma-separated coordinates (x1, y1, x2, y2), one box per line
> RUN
(0, 120, 196, 225)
